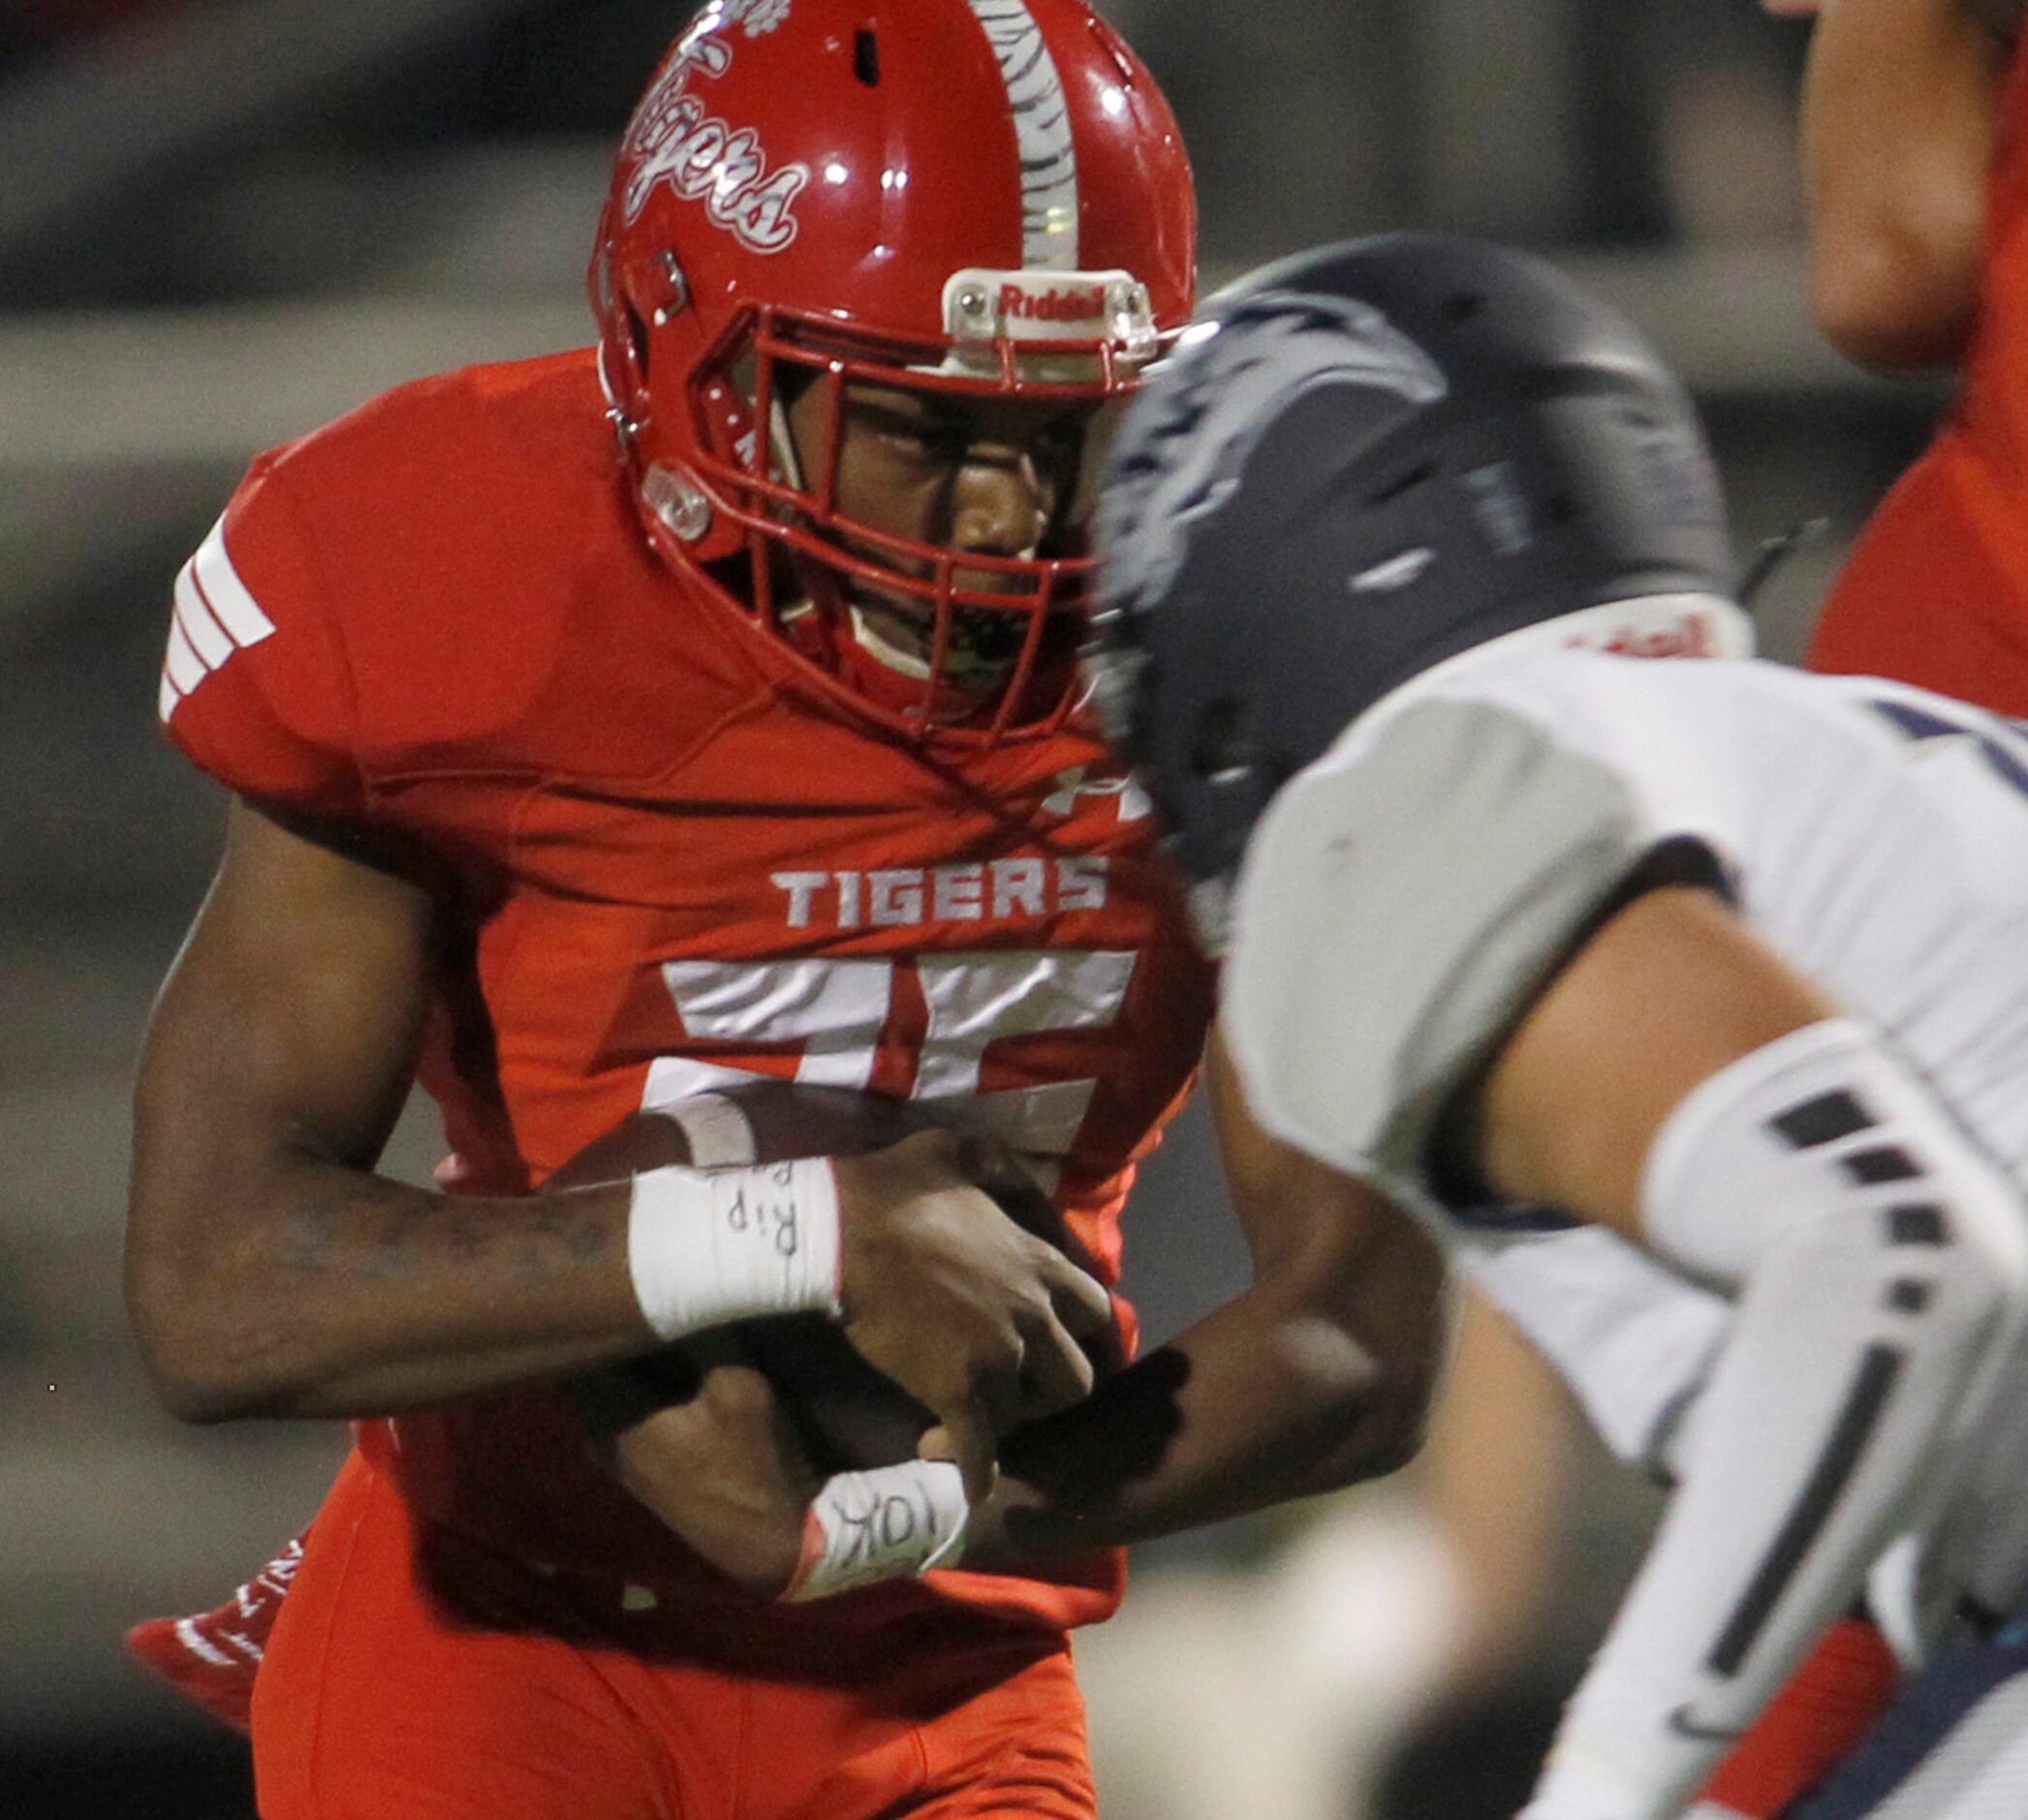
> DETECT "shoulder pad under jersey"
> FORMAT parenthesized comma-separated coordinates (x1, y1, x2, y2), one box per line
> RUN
(159, 454, 360, 817)
(1224, 692, 1662, 1201)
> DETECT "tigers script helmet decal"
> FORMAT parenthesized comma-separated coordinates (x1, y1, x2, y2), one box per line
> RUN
(620, 5, 808, 252)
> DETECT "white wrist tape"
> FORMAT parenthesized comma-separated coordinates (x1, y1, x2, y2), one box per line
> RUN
(782, 1459, 970, 1602)
(626, 1158, 842, 1340)
(663, 1092, 759, 1168)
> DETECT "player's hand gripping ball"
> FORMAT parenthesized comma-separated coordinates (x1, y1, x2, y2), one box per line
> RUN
(552, 1083, 1121, 1581)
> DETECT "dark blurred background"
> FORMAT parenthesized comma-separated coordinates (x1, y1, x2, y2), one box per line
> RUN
(0, 1, 1949, 1814)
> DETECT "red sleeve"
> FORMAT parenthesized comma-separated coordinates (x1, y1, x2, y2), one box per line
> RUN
(158, 452, 365, 819)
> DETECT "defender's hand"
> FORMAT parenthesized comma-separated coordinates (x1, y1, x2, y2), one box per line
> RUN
(606, 1363, 816, 1599)
(830, 1129, 1113, 1500)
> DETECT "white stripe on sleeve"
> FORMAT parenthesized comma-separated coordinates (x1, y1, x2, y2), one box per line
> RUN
(193, 518, 277, 647)
(163, 615, 208, 696)
(172, 558, 234, 668)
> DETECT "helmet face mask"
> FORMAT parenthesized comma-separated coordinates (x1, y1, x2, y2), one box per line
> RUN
(681, 312, 1135, 736)
(591, 0, 1196, 745)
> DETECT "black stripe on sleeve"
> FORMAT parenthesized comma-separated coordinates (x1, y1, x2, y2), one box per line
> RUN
(1705, 1343, 1904, 1679)
(1885, 1279, 1933, 1315)
(1888, 1205, 1950, 1247)
(1842, 1146, 1923, 1186)
(1770, 1091, 1874, 1149)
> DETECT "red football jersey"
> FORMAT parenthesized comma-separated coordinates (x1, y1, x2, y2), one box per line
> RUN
(159, 349, 1218, 1650)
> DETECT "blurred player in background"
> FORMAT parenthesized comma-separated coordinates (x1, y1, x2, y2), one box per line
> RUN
(123, 5, 1445, 1814)
(1770, 0, 2028, 701)
(1330, 5, 2028, 1799)
(1761, 1, 2028, 1805)
(1092, 231, 2028, 1818)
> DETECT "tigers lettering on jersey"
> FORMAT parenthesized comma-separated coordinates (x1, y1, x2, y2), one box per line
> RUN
(159, 518, 276, 723)
(771, 857, 1108, 930)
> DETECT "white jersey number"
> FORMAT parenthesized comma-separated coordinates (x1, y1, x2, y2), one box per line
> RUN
(642, 951, 1139, 1165)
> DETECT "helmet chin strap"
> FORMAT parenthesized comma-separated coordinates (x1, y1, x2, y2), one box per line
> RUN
(768, 387, 805, 493)
(778, 561, 991, 724)
(846, 603, 937, 680)
(832, 589, 1015, 722)
(772, 369, 916, 681)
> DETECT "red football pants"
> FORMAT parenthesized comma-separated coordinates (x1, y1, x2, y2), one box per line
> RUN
(250, 1453, 1096, 1819)
(1697, 1617, 1900, 1818)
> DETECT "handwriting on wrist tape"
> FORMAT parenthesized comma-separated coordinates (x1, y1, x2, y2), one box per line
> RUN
(719, 1161, 806, 1259)
(786, 1459, 969, 1600)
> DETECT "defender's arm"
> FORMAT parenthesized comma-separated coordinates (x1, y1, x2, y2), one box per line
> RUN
(1776, 0, 2011, 369)
(1482, 886, 2028, 1820)
(962, 1026, 1448, 1568)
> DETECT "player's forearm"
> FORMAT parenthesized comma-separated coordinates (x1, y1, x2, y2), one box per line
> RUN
(126, 1158, 656, 1421)
(1523, 1021, 2028, 1819)
(1528, 1226, 2006, 1819)
(1800, 0, 2006, 368)
(967, 1250, 1443, 1566)
(980, 1026, 1453, 1561)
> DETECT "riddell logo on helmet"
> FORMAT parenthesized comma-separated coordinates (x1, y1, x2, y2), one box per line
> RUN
(622, 33, 807, 253)
(1000, 284, 1108, 324)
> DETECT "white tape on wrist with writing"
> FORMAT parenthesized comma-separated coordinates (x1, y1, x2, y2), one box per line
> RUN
(627, 1156, 842, 1339)
(783, 1459, 970, 1602)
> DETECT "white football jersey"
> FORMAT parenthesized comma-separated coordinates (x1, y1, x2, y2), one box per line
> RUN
(1224, 647, 2028, 1639)
(1228, 648, 2028, 1200)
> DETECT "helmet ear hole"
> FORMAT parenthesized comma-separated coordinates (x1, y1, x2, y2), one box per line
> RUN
(853, 29, 880, 84)
(1441, 293, 1483, 324)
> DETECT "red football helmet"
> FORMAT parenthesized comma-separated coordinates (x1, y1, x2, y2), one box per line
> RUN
(590, 0, 1196, 744)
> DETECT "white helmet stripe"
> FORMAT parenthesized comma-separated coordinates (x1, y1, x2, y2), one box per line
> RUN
(966, 0, 1079, 269)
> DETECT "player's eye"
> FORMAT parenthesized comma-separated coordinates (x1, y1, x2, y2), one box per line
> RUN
(855, 401, 957, 451)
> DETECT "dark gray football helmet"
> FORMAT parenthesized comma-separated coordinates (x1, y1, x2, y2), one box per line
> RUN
(1087, 231, 1739, 932)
